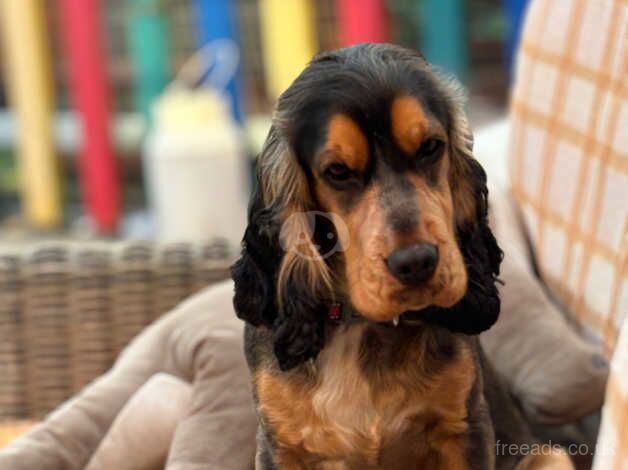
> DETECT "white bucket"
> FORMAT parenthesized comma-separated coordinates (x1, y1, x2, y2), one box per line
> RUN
(144, 125, 248, 244)
(143, 40, 249, 245)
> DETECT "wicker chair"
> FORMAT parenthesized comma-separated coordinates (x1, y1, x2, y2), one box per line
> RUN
(0, 240, 234, 421)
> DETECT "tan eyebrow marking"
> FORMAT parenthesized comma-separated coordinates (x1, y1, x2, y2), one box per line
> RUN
(323, 114, 369, 171)
(390, 95, 429, 155)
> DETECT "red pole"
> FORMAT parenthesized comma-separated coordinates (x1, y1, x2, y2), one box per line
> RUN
(336, 0, 389, 47)
(58, 0, 120, 234)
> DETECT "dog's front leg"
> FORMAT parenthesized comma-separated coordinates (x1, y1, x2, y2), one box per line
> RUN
(429, 411, 495, 470)
(255, 427, 279, 470)
(433, 435, 472, 470)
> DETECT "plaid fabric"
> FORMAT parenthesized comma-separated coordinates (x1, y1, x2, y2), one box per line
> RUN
(509, 0, 628, 352)
(510, 0, 628, 466)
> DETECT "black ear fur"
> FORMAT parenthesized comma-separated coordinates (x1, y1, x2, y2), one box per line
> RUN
(419, 157, 503, 334)
(232, 173, 327, 371)
(271, 280, 326, 371)
(232, 190, 281, 327)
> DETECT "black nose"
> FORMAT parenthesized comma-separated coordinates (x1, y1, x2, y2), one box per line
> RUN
(386, 243, 438, 286)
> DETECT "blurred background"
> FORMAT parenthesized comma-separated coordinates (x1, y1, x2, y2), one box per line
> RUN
(0, 0, 528, 245)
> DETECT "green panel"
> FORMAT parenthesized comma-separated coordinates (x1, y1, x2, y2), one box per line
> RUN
(127, 0, 171, 121)
(417, 0, 469, 82)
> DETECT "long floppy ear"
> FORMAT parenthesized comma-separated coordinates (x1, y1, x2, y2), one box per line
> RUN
(232, 126, 334, 370)
(231, 186, 281, 328)
(420, 82, 503, 334)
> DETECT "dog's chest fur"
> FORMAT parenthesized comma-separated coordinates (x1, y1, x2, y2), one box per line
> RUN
(255, 323, 476, 469)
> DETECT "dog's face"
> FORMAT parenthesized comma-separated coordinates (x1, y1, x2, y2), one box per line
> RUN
(233, 44, 502, 370)
(305, 97, 468, 322)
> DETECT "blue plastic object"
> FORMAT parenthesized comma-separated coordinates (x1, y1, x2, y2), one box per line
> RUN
(504, 0, 529, 75)
(193, 0, 243, 123)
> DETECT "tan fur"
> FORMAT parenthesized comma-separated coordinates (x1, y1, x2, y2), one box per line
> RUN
(277, 204, 335, 304)
(266, 96, 475, 322)
(323, 114, 369, 172)
(258, 134, 308, 208)
(315, 165, 467, 322)
(310, 104, 469, 322)
(256, 325, 474, 469)
(262, 82, 478, 319)
(390, 96, 429, 155)
(339, 185, 402, 321)
(450, 169, 478, 228)
(406, 171, 468, 308)
(443, 93, 480, 228)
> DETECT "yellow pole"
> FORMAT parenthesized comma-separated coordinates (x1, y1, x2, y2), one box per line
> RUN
(258, 0, 318, 100)
(0, 0, 62, 229)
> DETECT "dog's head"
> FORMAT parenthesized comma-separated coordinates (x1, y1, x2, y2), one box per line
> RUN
(232, 43, 502, 370)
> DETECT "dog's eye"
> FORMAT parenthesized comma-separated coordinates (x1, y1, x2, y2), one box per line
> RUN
(416, 139, 444, 160)
(324, 163, 353, 183)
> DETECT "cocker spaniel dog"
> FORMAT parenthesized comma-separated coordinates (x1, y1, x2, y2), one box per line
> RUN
(233, 43, 573, 470)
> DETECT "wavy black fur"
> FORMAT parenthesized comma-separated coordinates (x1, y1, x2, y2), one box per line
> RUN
(231, 191, 280, 328)
(232, 187, 328, 370)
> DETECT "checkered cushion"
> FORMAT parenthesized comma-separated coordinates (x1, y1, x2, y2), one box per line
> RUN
(510, 0, 628, 466)
(509, 0, 628, 352)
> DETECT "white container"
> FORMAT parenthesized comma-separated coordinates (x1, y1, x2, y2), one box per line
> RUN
(143, 55, 249, 245)
(143, 41, 249, 245)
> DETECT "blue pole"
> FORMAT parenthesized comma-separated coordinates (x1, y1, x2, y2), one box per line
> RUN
(418, 0, 469, 83)
(504, 0, 529, 76)
(193, 0, 243, 124)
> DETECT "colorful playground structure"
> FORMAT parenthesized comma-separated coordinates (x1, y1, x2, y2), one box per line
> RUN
(0, 0, 525, 235)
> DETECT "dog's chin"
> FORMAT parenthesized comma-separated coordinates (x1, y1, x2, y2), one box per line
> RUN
(349, 280, 467, 324)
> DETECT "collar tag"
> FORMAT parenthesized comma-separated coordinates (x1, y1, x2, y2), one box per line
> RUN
(328, 303, 343, 322)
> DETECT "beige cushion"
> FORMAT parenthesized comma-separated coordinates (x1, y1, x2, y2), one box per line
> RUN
(0, 281, 256, 470)
(86, 374, 192, 470)
(482, 184, 608, 424)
